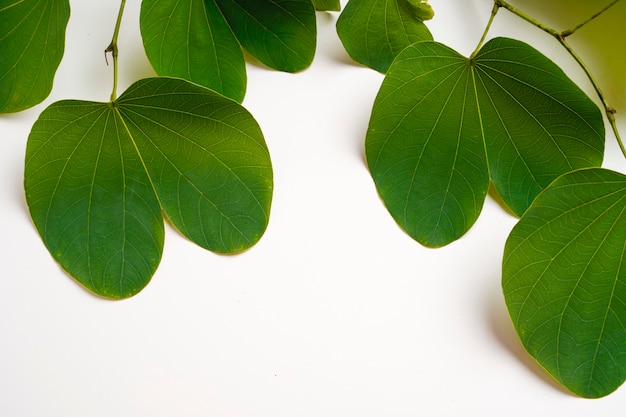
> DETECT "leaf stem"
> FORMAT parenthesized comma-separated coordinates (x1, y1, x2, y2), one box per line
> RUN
(561, 0, 622, 37)
(495, 0, 625, 159)
(105, 0, 126, 103)
(555, 37, 624, 157)
(494, 0, 554, 36)
(470, 2, 499, 60)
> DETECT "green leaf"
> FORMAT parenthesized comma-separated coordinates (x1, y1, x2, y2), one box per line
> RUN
(215, 0, 316, 72)
(365, 38, 604, 247)
(25, 77, 273, 299)
(312, 0, 340, 12)
(366, 41, 488, 247)
(406, 0, 434, 21)
(336, 0, 433, 73)
(0, 0, 70, 113)
(24, 101, 164, 299)
(476, 37, 604, 216)
(503, 167, 626, 398)
(140, 0, 246, 102)
(118, 78, 273, 253)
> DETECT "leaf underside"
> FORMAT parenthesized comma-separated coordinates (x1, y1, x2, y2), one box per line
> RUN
(336, 0, 433, 73)
(215, 0, 317, 72)
(140, 0, 247, 102)
(366, 38, 604, 247)
(0, 0, 70, 113)
(503, 167, 626, 398)
(24, 77, 273, 299)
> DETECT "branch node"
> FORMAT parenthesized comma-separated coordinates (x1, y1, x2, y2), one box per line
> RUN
(559, 29, 572, 39)
(104, 42, 114, 66)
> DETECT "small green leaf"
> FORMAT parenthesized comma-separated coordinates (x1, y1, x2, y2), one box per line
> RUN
(140, 0, 246, 102)
(406, 0, 434, 21)
(0, 0, 70, 113)
(366, 38, 604, 247)
(336, 0, 433, 73)
(503, 167, 626, 398)
(312, 0, 340, 12)
(215, 0, 317, 72)
(25, 77, 273, 299)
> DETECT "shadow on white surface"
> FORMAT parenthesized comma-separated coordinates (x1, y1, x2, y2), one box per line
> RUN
(487, 291, 572, 396)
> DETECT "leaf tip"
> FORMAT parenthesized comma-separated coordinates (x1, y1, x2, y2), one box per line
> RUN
(406, 0, 435, 21)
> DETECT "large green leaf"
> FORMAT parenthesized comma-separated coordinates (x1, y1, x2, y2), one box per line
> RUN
(365, 38, 604, 247)
(214, 0, 316, 72)
(312, 0, 340, 12)
(140, 0, 246, 102)
(336, 0, 433, 73)
(503, 167, 626, 398)
(25, 77, 273, 299)
(476, 37, 604, 215)
(0, 0, 70, 113)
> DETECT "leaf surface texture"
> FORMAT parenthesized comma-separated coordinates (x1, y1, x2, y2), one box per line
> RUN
(140, 0, 246, 102)
(25, 77, 273, 299)
(336, 0, 433, 73)
(215, 0, 316, 72)
(0, 0, 70, 113)
(503, 168, 626, 398)
(366, 38, 604, 247)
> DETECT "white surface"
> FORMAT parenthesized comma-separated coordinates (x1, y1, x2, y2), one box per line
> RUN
(2, 1, 626, 416)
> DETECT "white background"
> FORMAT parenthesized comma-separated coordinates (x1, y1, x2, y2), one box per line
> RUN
(2, 0, 626, 415)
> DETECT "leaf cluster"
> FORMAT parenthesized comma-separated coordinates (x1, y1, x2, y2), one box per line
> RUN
(0, 0, 346, 299)
(3, 0, 336, 298)
(335, 0, 626, 399)
(140, 0, 322, 102)
(2, 0, 626, 401)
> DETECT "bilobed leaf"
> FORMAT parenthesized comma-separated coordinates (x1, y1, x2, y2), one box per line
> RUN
(0, 0, 70, 113)
(312, 0, 340, 12)
(25, 77, 273, 299)
(336, 0, 433, 73)
(503, 167, 626, 398)
(366, 38, 604, 247)
(215, 0, 316, 72)
(140, 0, 246, 102)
